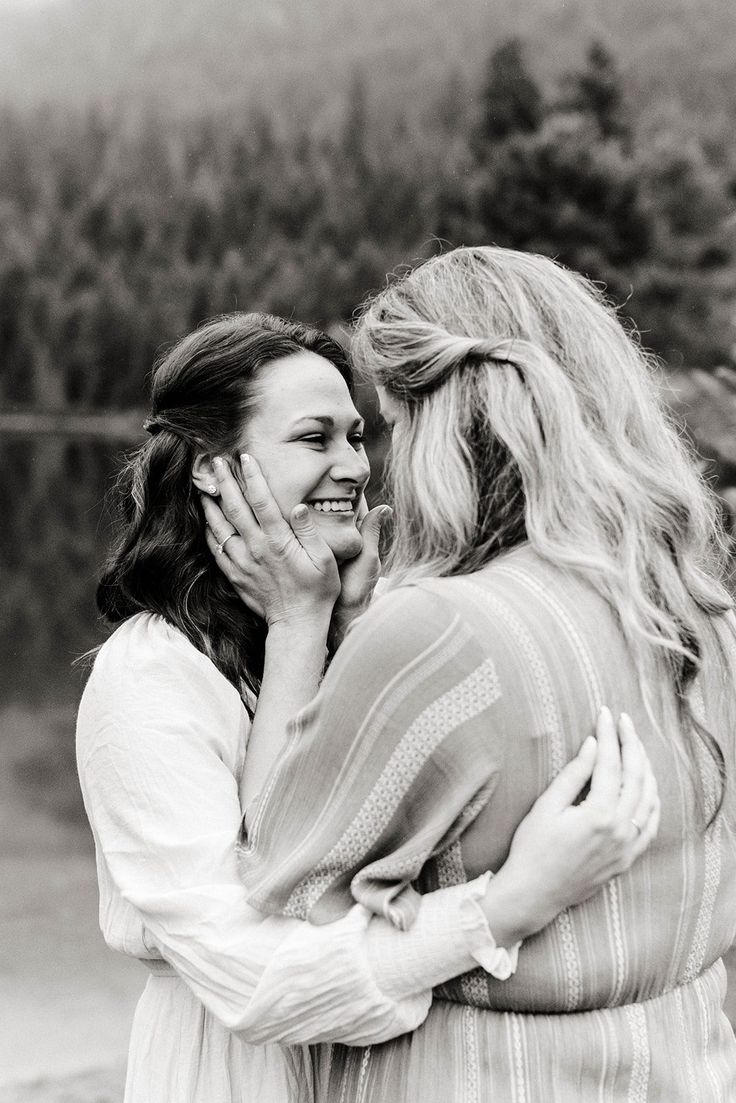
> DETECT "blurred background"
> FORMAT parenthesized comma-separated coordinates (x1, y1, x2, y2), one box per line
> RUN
(1, 0, 735, 1098)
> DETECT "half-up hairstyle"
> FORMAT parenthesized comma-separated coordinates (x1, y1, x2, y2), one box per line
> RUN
(352, 246, 735, 813)
(98, 312, 352, 712)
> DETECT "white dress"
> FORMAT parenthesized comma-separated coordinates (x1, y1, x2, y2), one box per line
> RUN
(76, 614, 509, 1102)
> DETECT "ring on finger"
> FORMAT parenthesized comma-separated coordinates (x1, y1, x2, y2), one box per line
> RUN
(630, 818, 642, 836)
(215, 531, 238, 555)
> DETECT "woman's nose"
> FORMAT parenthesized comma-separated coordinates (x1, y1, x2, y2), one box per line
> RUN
(330, 443, 370, 485)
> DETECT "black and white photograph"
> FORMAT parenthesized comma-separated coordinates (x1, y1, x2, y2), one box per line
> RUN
(1, 0, 736, 1100)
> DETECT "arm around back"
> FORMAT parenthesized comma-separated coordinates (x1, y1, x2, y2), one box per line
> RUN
(76, 612, 500, 1045)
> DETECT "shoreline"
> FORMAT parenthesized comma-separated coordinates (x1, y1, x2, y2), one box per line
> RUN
(0, 412, 146, 441)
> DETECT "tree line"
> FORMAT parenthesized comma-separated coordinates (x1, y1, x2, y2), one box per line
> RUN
(0, 39, 734, 412)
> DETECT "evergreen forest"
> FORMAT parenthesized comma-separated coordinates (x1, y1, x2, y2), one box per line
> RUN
(2, 39, 735, 415)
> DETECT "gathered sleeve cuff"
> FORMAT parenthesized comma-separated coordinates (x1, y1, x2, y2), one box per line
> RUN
(366, 873, 521, 1002)
(240, 875, 520, 1046)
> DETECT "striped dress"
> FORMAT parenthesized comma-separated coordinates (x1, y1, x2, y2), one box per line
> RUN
(239, 545, 736, 1102)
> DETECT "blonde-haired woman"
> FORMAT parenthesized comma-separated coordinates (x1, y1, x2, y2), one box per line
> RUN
(212, 247, 736, 1100)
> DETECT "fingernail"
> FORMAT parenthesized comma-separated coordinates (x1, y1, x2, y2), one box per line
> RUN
(240, 453, 251, 468)
(380, 505, 393, 519)
(213, 456, 223, 470)
(294, 504, 308, 521)
(598, 705, 612, 720)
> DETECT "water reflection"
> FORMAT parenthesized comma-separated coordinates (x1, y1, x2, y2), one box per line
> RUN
(1, 435, 128, 709)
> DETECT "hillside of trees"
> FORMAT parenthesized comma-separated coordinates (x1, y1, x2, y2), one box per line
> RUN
(1, 38, 734, 417)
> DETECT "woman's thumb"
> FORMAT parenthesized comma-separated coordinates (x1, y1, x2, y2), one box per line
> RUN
(359, 505, 392, 548)
(291, 503, 318, 538)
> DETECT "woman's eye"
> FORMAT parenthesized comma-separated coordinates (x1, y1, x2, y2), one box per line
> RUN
(299, 434, 326, 445)
(349, 434, 365, 449)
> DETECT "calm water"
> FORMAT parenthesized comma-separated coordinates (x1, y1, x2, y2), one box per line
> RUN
(2, 435, 127, 711)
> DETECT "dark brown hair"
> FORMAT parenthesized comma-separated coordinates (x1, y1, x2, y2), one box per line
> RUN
(97, 312, 352, 711)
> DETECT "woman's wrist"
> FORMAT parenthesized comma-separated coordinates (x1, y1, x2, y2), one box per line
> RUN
(265, 611, 331, 667)
(479, 864, 553, 947)
(266, 605, 334, 636)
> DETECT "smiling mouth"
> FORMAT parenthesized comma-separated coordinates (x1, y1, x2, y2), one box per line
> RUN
(307, 498, 356, 514)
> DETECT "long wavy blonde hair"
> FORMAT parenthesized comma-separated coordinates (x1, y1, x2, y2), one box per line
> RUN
(351, 246, 734, 809)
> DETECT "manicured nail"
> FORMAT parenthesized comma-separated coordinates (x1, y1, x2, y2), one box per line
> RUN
(213, 456, 224, 470)
(598, 705, 612, 720)
(240, 453, 251, 468)
(293, 504, 308, 521)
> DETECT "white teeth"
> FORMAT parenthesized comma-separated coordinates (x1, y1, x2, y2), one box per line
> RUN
(311, 500, 354, 513)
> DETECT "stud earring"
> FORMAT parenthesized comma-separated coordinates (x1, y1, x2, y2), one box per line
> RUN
(207, 484, 218, 495)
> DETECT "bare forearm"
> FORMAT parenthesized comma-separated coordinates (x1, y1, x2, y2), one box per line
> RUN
(242, 615, 331, 815)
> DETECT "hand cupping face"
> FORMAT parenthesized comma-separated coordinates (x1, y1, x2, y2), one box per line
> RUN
(201, 453, 341, 627)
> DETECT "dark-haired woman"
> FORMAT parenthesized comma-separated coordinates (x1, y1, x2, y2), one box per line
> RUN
(77, 312, 659, 1102)
(205, 251, 736, 1100)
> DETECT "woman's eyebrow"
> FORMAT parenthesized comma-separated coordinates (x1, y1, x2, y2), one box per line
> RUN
(290, 415, 364, 430)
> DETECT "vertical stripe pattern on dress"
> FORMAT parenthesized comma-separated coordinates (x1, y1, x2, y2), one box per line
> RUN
(461, 578, 587, 1010)
(625, 1004, 650, 1103)
(463, 1006, 482, 1103)
(696, 973, 724, 1102)
(491, 565, 633, 1009)
(674, 984, 699, 1100)
(510, 1013, 528, 1103)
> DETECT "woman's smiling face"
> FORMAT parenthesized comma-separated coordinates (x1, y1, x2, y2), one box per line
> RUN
(241, 351, 370, 563)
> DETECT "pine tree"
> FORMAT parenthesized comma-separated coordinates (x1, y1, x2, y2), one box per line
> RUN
(564, 41, 630, 141)
(477, 38, 544, 144)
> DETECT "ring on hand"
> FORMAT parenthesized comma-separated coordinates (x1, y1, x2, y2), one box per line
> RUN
(631, 818, 642, 836)
(215, 532, 237, 555)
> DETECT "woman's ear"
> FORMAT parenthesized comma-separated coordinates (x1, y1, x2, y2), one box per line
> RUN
(191, 452, 219, 496)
